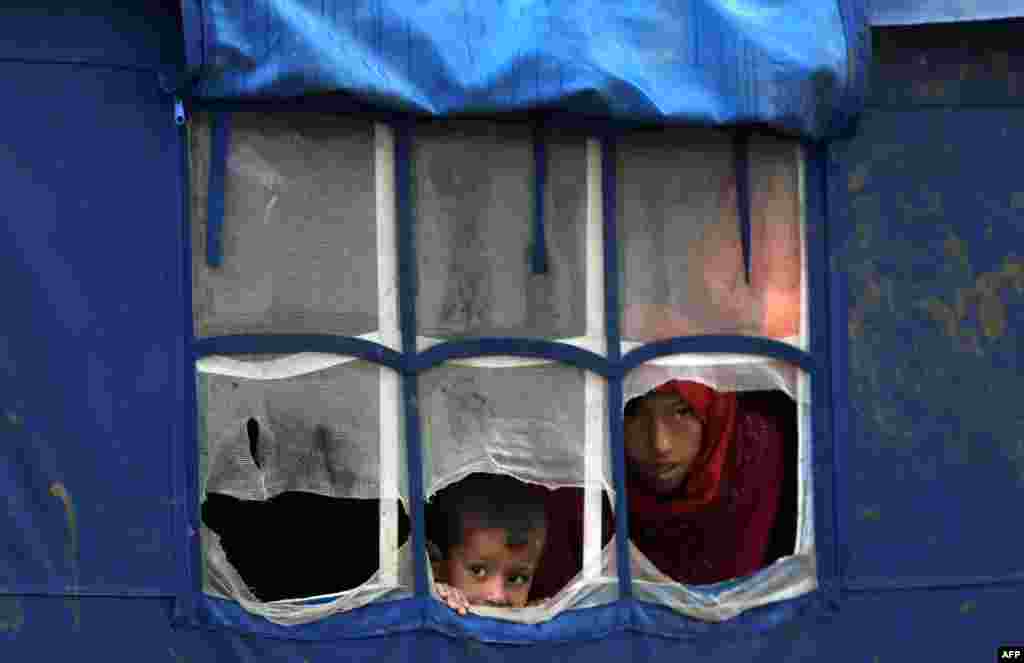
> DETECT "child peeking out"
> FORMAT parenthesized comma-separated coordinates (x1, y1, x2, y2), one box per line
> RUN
(427, 473, 548, 614)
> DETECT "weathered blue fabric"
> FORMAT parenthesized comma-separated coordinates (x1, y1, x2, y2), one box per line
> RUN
(871, 1, 1023, 25)
(180, 0, 869, 138)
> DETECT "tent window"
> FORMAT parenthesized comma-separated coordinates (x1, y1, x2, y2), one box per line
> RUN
(188, 113, 817, 627)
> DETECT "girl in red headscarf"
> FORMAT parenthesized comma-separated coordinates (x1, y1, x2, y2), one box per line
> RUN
(529, 380, 795, 599)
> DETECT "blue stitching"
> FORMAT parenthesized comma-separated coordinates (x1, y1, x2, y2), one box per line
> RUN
(532, 123, 549, 274)
(733, 130, 752, 284)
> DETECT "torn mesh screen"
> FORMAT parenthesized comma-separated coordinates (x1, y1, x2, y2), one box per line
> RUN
(419, 361, 607, 496)
(198, 355, 410, 624)
(619, 130, 804, 347)
(415, 122, 587, 341)
(200, 355, 392, 501)
(203, 525, 414, 625)
(191, 112, 379, 338)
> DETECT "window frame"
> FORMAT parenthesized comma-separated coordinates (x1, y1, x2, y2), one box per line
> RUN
(173, 105, 843, 642)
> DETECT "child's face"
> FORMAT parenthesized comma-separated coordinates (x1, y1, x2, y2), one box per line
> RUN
(441, 520, 547, 608)
(624, 391, 704, 494)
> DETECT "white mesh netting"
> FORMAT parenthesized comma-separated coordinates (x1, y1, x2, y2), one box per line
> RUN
(201, 355, 395, 501)
(619, 130, 806, 349)
(191, 112, 380, 339)
(190, 112, 815, 625)
(420, 362, 609, 496)
(414, 122, 588, 341)
(198, 354, 410, 624)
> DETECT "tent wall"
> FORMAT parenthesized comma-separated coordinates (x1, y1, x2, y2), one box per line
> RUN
(830, 20, 1024, 591)
(0, 2, 190, 599)
(2, 4, 1022, 662)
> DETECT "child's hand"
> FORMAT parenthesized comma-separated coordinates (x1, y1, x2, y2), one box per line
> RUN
(435, 582, 471, 615)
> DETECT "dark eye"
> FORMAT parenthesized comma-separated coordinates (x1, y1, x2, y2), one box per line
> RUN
(469, 565, 488, 579)
(673, 406, 691, 419)
(508, 574, 530, 586)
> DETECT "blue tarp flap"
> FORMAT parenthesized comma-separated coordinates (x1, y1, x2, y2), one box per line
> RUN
(180, 0, 868, 139)
(871, 1, 1024, 26)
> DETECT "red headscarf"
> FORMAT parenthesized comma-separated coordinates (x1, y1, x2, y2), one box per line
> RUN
(625, 380, 785, 585)
(530, 380, 784, 596)
(627, 380, 738, 518)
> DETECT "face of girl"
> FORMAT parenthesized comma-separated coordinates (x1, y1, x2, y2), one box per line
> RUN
(624, 392, 704, 494)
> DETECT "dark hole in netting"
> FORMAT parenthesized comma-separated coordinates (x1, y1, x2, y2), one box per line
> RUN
(246, 418, 261, 469)
(757, 390, 798, 565)
(527, 487, 615, 602)
(623, 388, 798, 585)
(425, 473, 615, 604)
(202, 492, 410, 602)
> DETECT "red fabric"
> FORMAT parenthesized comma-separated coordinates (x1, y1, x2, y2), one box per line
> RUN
(630, 380, 738, 514)
(529, 488, 614, 601)
(530, 383, 787, 598)
(631, 381, 785, 584)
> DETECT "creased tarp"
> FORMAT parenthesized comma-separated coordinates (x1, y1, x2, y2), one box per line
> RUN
(871, 1, 1024, 26)
(180, 0, 869, 139)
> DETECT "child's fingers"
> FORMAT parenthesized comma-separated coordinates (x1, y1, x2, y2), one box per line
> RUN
(435, 583, 469, 615)
(452, 588, 470, 615)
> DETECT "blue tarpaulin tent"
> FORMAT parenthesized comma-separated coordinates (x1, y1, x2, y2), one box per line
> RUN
(2, 2, 1022, 661)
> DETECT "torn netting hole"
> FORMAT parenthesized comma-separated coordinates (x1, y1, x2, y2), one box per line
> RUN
(247, 418, 261, 469)
(621, 359, 815, 621)
(202, 491, 410, 602)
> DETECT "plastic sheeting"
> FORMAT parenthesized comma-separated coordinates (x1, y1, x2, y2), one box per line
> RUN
(420, 364, 602, 495)
(199, 357, 398, 501)
(190, 113, 382, 339)
(871, 1, 1024, 26)
(179, 0, 869, 139)
(414, 123, 587, 342)
(619, 130, 805, 350)
(197, 354, 412, 624)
